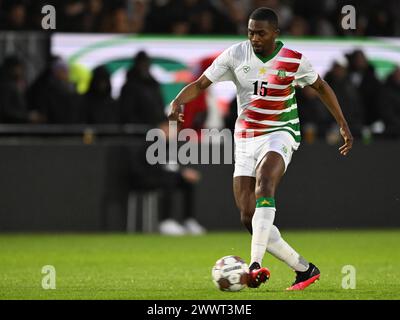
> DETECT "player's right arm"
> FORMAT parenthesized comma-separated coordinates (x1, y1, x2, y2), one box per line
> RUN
(168, 75, 212, 123)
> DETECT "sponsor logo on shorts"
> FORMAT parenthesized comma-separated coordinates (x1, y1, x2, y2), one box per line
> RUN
(281, 145, 288, 156)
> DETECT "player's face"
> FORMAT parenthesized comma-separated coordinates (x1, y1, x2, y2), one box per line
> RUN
(248, 19, 279, 56)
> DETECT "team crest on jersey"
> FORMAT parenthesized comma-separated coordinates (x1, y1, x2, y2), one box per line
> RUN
(243, 66, 250, 73)
(277, 69, 287, 79)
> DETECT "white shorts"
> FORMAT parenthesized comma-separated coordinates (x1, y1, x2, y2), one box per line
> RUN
(233, 131, 299, 177)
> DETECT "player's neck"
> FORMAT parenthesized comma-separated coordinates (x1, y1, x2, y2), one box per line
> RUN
(263, 42, 276, 57)
(259, 42, 277, 58)
(254, 41, 282, 63)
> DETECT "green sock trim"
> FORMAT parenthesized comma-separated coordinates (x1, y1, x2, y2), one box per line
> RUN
(256, 197, 275, 208)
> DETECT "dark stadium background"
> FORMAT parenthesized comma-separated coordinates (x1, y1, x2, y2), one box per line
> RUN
(0, 0, 399, 232)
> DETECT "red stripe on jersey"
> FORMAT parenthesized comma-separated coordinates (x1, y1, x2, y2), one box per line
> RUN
(251, 99, 287, 110)
(279, 48, 302, 60)
(239, 119, 271, 129)
(266, 86, 293, 97)
(273, 61, 300, 73)
(243, 109, 279, 122)
(235, 131, 267, 139)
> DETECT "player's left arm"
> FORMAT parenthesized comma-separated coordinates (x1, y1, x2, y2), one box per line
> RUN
(309, 76, 354, 156)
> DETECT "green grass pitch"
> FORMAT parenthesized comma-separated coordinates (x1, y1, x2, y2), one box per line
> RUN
(0, 230, 399, 300)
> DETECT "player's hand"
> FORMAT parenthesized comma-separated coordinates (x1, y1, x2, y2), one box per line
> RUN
(168, 101, 184, 123)
(339, 124, 353, 156)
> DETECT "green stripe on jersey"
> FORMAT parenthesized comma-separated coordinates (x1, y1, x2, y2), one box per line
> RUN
(276, 89, 301, 142)
(277, 108, 299, 122)
(284, 90, 296, 108)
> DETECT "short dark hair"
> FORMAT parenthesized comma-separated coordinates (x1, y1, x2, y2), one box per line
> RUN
(249, 7, 279, 28)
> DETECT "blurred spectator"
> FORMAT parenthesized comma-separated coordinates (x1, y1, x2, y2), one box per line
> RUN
(380, 67, 400, 138)
(34, 58, 81, 123)
(208, 0, 245, 34)
(120, 51, 166, 125)
(365, 5, 395, 36)
(101, 5, 132, 33)
(128, 139, 206, 235)
(145, 0, 240, 35)
(82, 0, 105, 33)
(69, 63, 92, 95)
(158, 165, 206, 235)
(27, 55, 57, 113)
(128, 0, 147, 34)
(143, 0, 171, 34)
(296, 86, 333, 141)
(0, 0, 28, 30)
(347, 49, 382, 126)
(101, 0, 147, 33)
(287, 15, 310, 36)
(224, 98, 237, 133)
(291, 0, 326, 36)
(0, 56, 44, 123)
(170, 18, 191, 35)
(181, 56, 213, 137)
(182, 93, 208, 135)
(314, 16, 336, 36)
(0, 0, 399, 36)
(58, 0, 86, 32)
(147, 0, 208, 35)
(80, 66, 120, 124)
(122, 50, 206, 235)
(211, 0, 245, 34)
(324, 57, 364, 137)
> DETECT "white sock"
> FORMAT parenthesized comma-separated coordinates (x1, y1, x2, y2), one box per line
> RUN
(250, 207, 275, 266)
(266, 225, 309, 272)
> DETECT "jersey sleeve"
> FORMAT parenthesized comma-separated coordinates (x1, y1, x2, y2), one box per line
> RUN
(293, 55, 318, 88)
(203, 47, 234, 83)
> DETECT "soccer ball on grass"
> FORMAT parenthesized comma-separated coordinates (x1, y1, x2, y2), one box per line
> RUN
(211, 255, 249, 292)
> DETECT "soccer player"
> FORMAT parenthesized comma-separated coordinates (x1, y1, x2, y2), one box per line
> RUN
(168, 7, 353, 290)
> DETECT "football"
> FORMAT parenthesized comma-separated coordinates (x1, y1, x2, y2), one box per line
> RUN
(211, 255, 249, 291)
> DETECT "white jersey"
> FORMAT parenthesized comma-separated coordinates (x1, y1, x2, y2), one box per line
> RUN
(203, 40, 318, 146)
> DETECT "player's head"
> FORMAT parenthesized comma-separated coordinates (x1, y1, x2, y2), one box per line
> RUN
(248, 7, 280, 55)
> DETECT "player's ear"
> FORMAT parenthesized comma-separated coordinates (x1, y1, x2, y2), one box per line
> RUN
(275, 28, 280, 36)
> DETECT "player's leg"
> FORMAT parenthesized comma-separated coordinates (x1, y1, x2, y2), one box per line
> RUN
(232, 172, 319, 289)
(249, 151, 284, 273)
(233, 165, 319, 289)
(233, 175, 270, 288)
(233, 176, 256, 234)
(268, 225, 320, 290)
(251, 132, 320, 290)
(268, 225, 309, 271)
(235, 202, 314, 276)
(235, 151, 284, 288)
